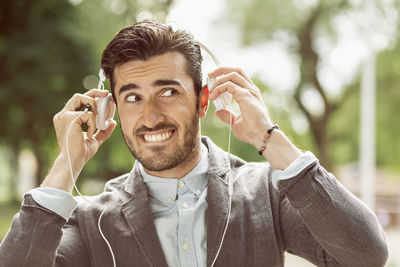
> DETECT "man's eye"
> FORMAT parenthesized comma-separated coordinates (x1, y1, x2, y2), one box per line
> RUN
(161, 89, 177, 97)
(126, 95, 140, 102)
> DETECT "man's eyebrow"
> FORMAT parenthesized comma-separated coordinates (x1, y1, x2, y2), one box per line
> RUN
(118, 83, 139, 96)
(118, 79, 183, 96)
(152, 79, 183, 87)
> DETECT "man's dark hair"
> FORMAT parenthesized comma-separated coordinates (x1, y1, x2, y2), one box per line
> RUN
(101, 20, 203, 102)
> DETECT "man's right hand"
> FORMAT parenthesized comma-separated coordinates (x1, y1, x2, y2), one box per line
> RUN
(41, 89, 117, 193)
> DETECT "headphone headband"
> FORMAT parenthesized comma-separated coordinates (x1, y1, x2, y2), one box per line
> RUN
(98, 69, 106, 90)
(197, 41, 221, 67)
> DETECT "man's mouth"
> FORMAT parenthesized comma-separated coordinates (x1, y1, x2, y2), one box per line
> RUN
(141, 129, 175, 143)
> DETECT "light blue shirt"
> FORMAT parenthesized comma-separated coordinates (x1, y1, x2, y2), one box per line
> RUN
(29, 148, 317, 267)
(139, 143, 209, 267)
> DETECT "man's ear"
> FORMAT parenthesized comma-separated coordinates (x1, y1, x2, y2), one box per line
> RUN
(199, 85, 209, 119)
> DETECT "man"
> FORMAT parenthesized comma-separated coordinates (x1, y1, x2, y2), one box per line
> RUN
(0, 21, 388, 267)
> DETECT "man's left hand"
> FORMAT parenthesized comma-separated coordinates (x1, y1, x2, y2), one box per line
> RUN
(208, 67, 273, 150)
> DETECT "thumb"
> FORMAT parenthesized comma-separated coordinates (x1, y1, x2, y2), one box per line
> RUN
(215, 110, 236, 125)
(94, 119, 117, 146)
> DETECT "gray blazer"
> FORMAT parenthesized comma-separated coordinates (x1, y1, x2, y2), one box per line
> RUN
(0, 137, 388, 266)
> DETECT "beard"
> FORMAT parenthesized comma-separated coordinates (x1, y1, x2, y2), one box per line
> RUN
(121, 113, 200, 172)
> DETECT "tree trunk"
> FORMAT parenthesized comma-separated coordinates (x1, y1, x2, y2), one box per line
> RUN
(310, 119, 332, 171)
(294, 4, 336, 172)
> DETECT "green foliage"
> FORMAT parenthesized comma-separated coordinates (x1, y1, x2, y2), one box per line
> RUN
(225, 0, 347, 46)
(375, 44, 400, 172)
(0, 202, 20, 241)
(327, 83, 360, 166)
(328, 41, 400, 172)
(0, 0, 173, 192)
(222, 0, 400, 173)
(0, 0, 94, 187)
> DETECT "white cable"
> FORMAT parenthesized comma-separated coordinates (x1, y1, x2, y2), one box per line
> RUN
(210, 113, 233, 267)
(198, 41, 234, 267)
(66, 111, 116, 267)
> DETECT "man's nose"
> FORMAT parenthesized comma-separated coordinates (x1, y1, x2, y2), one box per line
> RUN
(141, 100, 165, 128)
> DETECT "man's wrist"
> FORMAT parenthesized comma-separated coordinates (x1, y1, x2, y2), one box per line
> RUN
(260, 130, 303, 170)
(257, 124, 279, 156)
(40, 153, 83, 193)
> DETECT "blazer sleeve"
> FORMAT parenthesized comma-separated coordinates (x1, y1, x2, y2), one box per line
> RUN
(277, 161, 388, 267)
(0, 194, 90, 267)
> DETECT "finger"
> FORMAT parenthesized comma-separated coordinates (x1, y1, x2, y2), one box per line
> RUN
(63, 111, 96, 137)
(209, 81, 249, 102)
(210, 71, 251, 92)
(208, 67, 253, 85)
(215, 110, 237, 125)
(84, 89, 109, 98)
(93, 119, 117, 146)
(64, 93, 98, 114)
(84, 111, 97, 139)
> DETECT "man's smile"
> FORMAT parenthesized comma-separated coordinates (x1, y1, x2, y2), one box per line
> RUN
(140, 129, 175, 143)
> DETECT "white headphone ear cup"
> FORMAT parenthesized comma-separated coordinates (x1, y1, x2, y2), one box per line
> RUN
(207, 77, 232, 111)
(95, 94, 115, 130)
(213, 93, 232, 111)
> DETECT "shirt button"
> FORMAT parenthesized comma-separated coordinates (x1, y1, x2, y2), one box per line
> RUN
(196, 189, 201, 195)
(167, 198, 173, 204)
(178, 181, 184, 188)
(182, 243, 189, 250)
(182, 202, 189, 208)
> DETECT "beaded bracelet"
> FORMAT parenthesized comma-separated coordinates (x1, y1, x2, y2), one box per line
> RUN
(258, 124, 279, 156)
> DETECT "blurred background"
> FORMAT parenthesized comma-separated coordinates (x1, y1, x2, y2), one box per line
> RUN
(0, 0, 399, 266)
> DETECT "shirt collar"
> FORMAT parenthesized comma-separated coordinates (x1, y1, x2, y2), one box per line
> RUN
(139, 143, 209, 205)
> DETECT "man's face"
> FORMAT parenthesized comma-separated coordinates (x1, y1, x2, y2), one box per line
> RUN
(113, 52, 201, 172)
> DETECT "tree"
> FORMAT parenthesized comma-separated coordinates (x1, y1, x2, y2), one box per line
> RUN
(0, 0, 174, 196)
(0, 0, 94, 197)
(222, 0, 400, 171)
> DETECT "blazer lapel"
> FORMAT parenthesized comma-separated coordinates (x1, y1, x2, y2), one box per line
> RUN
(206, 172, 231, 267)
(121, 164, 168, 267)
(204, 137, 231, 267)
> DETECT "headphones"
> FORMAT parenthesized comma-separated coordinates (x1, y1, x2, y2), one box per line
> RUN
(95, 69, 116, 131)
(197, 41, 232, 112)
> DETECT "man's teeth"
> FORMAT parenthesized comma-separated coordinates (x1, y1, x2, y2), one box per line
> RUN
(143, 131, 173, 142)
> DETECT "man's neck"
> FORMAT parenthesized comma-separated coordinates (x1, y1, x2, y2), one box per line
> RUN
(143, 140, 203, 179)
